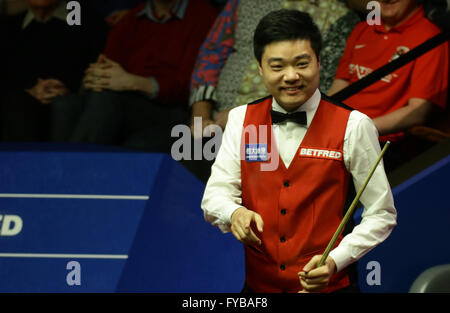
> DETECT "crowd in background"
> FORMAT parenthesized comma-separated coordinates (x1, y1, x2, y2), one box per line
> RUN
(0, 0, 448, 179)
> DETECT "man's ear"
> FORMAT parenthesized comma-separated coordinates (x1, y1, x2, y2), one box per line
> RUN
(258, 62, 263, 76)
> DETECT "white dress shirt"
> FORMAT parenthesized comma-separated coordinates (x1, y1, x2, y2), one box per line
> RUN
(201, 88, 397, 272)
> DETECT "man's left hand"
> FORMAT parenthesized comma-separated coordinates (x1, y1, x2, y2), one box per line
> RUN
(298, 255, 336, 293)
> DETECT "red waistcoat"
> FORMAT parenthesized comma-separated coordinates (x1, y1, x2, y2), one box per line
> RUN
(240, 95, 352, 293)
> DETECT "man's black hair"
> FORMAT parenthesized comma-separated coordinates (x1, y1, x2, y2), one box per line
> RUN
(253, 9, 322, 64)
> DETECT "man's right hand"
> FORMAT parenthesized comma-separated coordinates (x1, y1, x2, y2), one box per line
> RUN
(230, 207, 264, 246)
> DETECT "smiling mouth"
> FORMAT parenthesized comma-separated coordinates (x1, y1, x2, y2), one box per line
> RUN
(281, 86, 304, 92)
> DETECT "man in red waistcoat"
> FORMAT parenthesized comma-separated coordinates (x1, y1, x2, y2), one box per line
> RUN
(201, 9, 397, 293)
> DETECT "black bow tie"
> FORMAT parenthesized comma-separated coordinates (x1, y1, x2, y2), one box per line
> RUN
(270, 110, 307, 125)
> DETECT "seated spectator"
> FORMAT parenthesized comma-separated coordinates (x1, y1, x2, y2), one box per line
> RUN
(52, 0, 218, 152)
(0, 0, 107, 142)
(189, 0, 368, 134)
(328, 0, 448, 172)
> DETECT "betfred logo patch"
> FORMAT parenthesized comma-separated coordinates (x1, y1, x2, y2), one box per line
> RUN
(299, 147, 343, 161)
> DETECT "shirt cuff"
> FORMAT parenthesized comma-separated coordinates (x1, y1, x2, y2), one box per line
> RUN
(140, 77, 159, 100)
(189, 85, 217, 106)
(149, 77, 159, 99)
(328, 245, 355, 273)
(206, 203, 243, 234)
(224, 203, 244, 224)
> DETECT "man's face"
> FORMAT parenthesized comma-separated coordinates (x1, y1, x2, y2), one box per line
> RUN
(258, 39, 320, 112)
(378, 0, 418, 25)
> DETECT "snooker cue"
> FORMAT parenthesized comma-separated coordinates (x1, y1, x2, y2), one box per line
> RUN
(316, 141, 391, 268)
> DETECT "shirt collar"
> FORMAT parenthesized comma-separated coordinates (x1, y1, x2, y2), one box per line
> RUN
(374, 5, 425, 34)
(23, 0, 67, 29)
(271, 88, 321, 127)
(137, 0, 188, 23)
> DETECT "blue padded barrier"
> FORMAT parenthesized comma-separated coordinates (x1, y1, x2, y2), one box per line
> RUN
(0, 145, 243, 292)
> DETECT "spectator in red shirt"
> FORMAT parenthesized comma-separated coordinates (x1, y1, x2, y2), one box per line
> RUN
(328, 0, 448, 171)
(52, 0, 218, 152)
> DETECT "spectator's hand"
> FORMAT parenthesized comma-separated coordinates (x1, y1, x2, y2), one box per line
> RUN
(26, 78, 49, 102)
(298, 255, 336, 293)
(230, 207, 264, 247)
(42, 79, 70, 103)
(83, 54, 113, 91)
(190, 118, 215, 139)
(214, 108, 231, 129)
(26, 78, 69, 104)
(83, 55, 133, 92)
(83, 61, 110, 92)
(106, 9, 130, 26)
